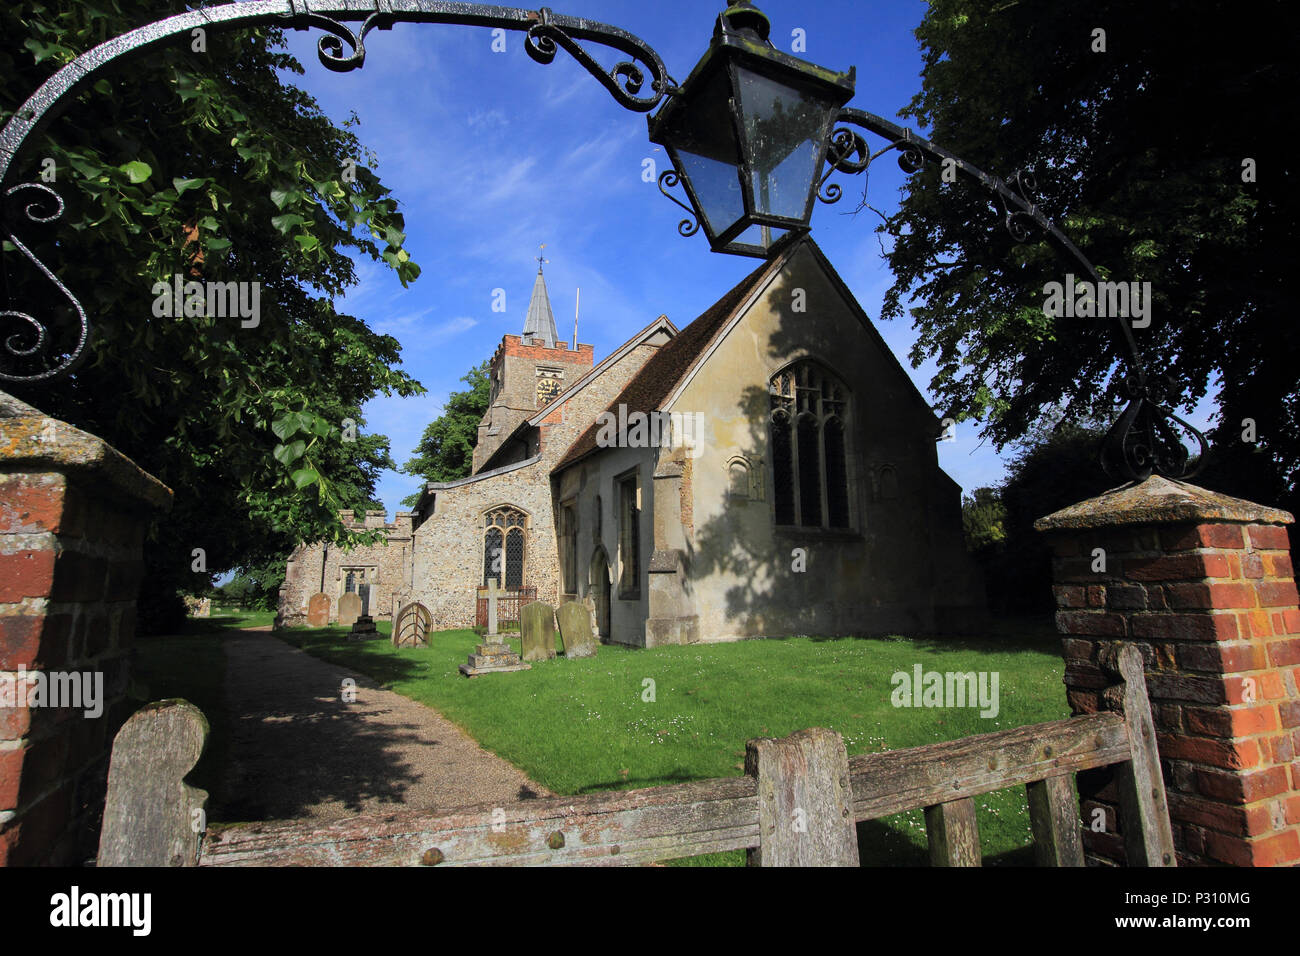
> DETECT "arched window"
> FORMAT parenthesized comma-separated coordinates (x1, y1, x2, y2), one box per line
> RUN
(483, 506, 527, 588)
(876, 464, 898, 501)
(769, 361, 851, 529)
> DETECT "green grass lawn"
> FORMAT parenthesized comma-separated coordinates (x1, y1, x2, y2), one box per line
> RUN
(273, 618, 1069, 866)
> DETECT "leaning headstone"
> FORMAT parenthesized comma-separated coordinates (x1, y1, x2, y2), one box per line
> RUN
(306, 592, 331, 628)
(520, 601, 557, 662)
(338, 591, 362, 628)
(557, 601, 597, 659)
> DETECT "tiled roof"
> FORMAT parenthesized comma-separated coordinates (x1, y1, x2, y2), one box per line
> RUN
(552, 245, 790, 474)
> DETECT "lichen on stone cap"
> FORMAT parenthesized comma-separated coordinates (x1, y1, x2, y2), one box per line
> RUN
(1034, 475, 1293, 532)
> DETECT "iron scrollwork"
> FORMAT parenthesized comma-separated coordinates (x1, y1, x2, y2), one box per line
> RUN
(284, 7, 396, 73)
(523, 8, 678, 113)
(812, 107, 1209, 483)
(0, 1, 680, 387)
(0, 183, 88, 383)
(656, 170, 700, 238)
(1100, 374, 1209, 482)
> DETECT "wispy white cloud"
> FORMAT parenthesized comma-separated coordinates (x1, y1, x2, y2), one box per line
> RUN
(275, 0, 1045, 514)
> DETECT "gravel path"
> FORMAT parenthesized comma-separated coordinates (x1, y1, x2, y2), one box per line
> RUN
(216, 628, 550, 822)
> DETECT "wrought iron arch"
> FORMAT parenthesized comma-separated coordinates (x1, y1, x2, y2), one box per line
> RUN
(0, 0, 1206, 482)
(809, 107, 1209, 482)
(0, 1, 679, 384)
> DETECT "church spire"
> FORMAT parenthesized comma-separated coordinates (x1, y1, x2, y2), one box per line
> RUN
(521, 244, 559, 348)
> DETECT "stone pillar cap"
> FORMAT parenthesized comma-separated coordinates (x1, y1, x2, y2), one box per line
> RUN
(0, 389, 172, 514)
(1035, 475, 1292, 532)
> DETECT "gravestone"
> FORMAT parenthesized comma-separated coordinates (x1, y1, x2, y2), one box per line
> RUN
(557, 601, 597, 659)
(338, 591, 362, 628)
(306, 593, 331, 628)
(520, 601, 556, 662)
(459, 580, 530, 676)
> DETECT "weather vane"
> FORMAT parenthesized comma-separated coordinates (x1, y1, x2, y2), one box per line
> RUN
(536, 243, 549, 272)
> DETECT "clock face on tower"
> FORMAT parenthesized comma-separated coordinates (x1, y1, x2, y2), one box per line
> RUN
(536, 368, 563, 406)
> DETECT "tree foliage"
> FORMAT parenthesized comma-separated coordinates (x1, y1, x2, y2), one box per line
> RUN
(882, 0, 1299, 515)
(400, 360, 491, 505)
(961, 486, 1006, 552)
(218, 557, 287, 611)
(1, 1, 424, 629)
(968, 417, 1115, 614)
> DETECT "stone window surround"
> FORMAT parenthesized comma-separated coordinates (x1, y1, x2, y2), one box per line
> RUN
(482, 503, 530, 589)
(768, 358, 854, 533)
(559, 497, 578, 597)
(338, 565, 377, 597)
(615, 467, 641, 602)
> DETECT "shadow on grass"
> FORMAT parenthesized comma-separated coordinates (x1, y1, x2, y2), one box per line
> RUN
(572, 769, 705, 795)
(753, 619, 1061, 659)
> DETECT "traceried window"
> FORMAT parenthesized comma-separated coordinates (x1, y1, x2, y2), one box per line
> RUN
(483, 506, 527, 589)
(617, 473, 641, 599)
(769, 361, 851, 529)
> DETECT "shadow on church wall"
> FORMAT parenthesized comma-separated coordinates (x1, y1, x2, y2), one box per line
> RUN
(681, 260, 976, 640)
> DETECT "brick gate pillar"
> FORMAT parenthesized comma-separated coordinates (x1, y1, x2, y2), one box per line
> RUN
(1036, 476, 1300, 866)
(0, 391, 172, 865)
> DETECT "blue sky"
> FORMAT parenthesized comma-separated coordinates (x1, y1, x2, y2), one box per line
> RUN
(272, 0, 1216, 517)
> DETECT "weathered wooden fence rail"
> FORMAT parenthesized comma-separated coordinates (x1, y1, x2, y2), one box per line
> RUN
(98, 645, 1174, 867)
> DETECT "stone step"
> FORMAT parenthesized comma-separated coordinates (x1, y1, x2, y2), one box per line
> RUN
(458, 662, 532, 677)
(467, 651, 523, 668)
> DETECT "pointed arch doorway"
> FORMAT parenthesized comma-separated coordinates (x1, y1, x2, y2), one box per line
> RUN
(589, 548, 611, 642)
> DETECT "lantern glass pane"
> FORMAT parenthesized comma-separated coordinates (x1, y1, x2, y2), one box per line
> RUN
(728, 223, 789, 255)
(735, 67, 828, 220)
(677, 149, 746, 237)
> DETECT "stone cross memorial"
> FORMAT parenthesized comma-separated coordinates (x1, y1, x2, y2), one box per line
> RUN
(521, 601, 557, 662)
(459, 579, 530, 676)
(557, 601, 597, 659)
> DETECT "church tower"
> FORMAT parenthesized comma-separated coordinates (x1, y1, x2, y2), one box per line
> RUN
(472, 255, 595, 472)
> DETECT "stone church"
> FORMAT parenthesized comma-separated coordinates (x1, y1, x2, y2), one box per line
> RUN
(278, 237, 985, 644)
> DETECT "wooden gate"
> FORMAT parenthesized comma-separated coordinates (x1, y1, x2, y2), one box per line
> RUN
(97, 645, 1175, 867)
